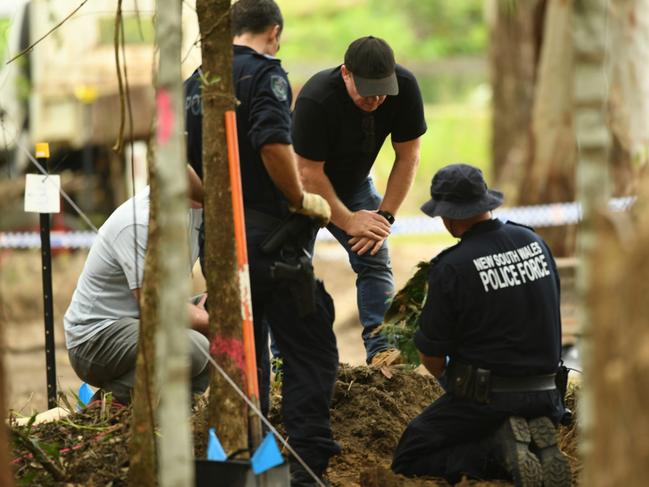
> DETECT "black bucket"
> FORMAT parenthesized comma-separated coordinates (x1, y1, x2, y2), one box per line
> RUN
(195, 459, 291, 487)
(195, 459, 250, 487)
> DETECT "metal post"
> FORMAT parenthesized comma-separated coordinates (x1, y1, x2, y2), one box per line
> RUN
(36, 143, 58, 409)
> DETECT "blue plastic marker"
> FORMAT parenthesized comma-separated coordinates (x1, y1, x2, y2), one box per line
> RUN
(251, 432, 284, 475)
(207, 427, 227, 461)
(78, 383, 93, 406)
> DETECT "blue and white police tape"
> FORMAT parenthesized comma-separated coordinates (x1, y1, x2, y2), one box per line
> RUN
(0, 197, 635, 249)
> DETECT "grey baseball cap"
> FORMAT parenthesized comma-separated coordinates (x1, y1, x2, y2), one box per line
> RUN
(420, 163, 504, 219)
(344, 36, 399, 97)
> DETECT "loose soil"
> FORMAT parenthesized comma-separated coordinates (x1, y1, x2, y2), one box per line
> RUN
(3, 244, 580, 485)
(8, 364, 580, 486)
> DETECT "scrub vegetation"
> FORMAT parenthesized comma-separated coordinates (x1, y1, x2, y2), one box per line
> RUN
(8, 367, 580, 486)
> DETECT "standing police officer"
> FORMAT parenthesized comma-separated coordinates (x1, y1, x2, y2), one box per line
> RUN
(391, 164, 571, 487)
(184, 1, 339, 484)
(292, 36, 427, 366)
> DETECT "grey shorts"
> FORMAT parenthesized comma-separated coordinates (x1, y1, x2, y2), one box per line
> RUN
(68, 317, 210, 403)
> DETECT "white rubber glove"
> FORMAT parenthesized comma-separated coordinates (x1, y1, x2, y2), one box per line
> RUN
(292, 192, 331, 227)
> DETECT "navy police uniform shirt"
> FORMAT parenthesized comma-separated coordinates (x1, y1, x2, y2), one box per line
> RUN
(415, 219, 562, 377)
(184, 45, 293, 217)
(292, 65, 427, 198)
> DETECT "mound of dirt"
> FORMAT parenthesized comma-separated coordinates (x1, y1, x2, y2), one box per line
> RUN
(324, 365, 527, 487)
(8, 366, 580, 487)
(326, 364, 444, 486)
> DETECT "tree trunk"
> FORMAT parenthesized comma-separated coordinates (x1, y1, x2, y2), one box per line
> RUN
(0, 310, 14, 487)
(583, 1, 649, 484)
(488, 0, 546, 200)
(490, 0, 647, 257)
(522, 0, 577, 256)
(196, 0, 248, 453)
(573, 0, 612, 477)
(154, 1, 194, 486)
(607, 0, 649, 195)
(128, 133, 158, 487)
(586, 184, 649, 486)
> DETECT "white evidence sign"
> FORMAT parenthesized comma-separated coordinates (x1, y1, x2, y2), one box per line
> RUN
(24, 174, 61, 214)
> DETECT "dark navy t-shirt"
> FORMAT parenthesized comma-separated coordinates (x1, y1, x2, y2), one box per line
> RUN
(415, 219, 562, 377)
(184, 45, 293, 217)
(292, 65, 427, 198)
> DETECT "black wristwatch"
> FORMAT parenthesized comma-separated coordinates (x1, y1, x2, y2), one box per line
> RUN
(377, 209, 395, 225)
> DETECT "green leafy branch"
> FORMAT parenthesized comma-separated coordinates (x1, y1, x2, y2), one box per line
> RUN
(377, 261, 430, 365)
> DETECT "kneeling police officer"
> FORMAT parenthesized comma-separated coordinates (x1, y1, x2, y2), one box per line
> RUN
(391, 163, 571, 487)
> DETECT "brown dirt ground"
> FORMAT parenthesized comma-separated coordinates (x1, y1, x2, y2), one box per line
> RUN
(8, 365, 580, 486)
(2, 242, 580, 485)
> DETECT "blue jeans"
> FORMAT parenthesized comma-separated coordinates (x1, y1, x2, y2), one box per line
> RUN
(320, 177, 395, 362)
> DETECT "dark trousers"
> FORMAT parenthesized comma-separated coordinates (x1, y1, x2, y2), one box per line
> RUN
(247, 220, 341, 474)
(392, 390, 564, 483)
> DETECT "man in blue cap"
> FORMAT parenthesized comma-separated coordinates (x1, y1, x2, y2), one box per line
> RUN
(391, 163, 571, 487)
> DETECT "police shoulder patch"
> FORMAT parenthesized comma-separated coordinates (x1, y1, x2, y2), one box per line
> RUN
(270, 74, 288, 101)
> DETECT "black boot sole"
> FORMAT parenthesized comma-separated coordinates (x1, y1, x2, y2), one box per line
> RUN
(528, 416, 572, 487)
(495, 416, 543, 487)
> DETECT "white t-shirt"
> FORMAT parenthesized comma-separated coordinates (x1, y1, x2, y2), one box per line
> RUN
(64, 187, 202, 349)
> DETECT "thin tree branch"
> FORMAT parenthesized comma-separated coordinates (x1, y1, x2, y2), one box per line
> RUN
(113, 0, 126, 154)
(10, 429, 67, 482)
(5, 0, 89, 65)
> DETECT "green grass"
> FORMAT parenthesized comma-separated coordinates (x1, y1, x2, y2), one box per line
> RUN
(372, 102, 491, 215)
(277, 0, 486, 66)
(279, 1, 411, 66)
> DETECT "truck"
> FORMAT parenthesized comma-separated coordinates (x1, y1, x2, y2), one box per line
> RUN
(0, 0, 201, 210)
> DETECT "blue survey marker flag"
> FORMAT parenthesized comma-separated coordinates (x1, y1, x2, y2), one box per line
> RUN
(207, 427, 227, 461)
(78, 383, 93, 406)
(251, 432, 284, 474)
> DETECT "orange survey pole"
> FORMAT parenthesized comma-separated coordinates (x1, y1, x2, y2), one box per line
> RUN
(224, 110, 262, 447)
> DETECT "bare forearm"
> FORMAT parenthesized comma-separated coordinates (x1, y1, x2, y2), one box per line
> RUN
(380, 140, 421, 215)
(260, 144, 304, 208)
(299, 155, 390, 239)
(188, 303, 209, 336)
(137, 289, 208, 336)
(300, 167, 350, 228)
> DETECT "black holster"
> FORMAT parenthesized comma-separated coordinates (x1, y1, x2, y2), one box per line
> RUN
(446, 362, 492, 404)
(258, 213, 319, 318)
(555, 363, 573, 425)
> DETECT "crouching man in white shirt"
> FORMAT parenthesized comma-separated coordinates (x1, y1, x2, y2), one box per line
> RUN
(64, 166, 209, 404)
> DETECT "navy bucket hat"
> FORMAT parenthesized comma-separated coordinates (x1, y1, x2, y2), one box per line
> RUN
(420, 163, 504, 219)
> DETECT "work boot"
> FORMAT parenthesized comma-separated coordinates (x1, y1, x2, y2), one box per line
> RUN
(493, 416, 542, 487)
(289, 459, 331, 487)
(528, 417, 572, 487)
(369, 348, 403, 368)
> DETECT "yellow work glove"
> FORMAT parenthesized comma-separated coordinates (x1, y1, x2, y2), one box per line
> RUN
(293, 192, 331, 227)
